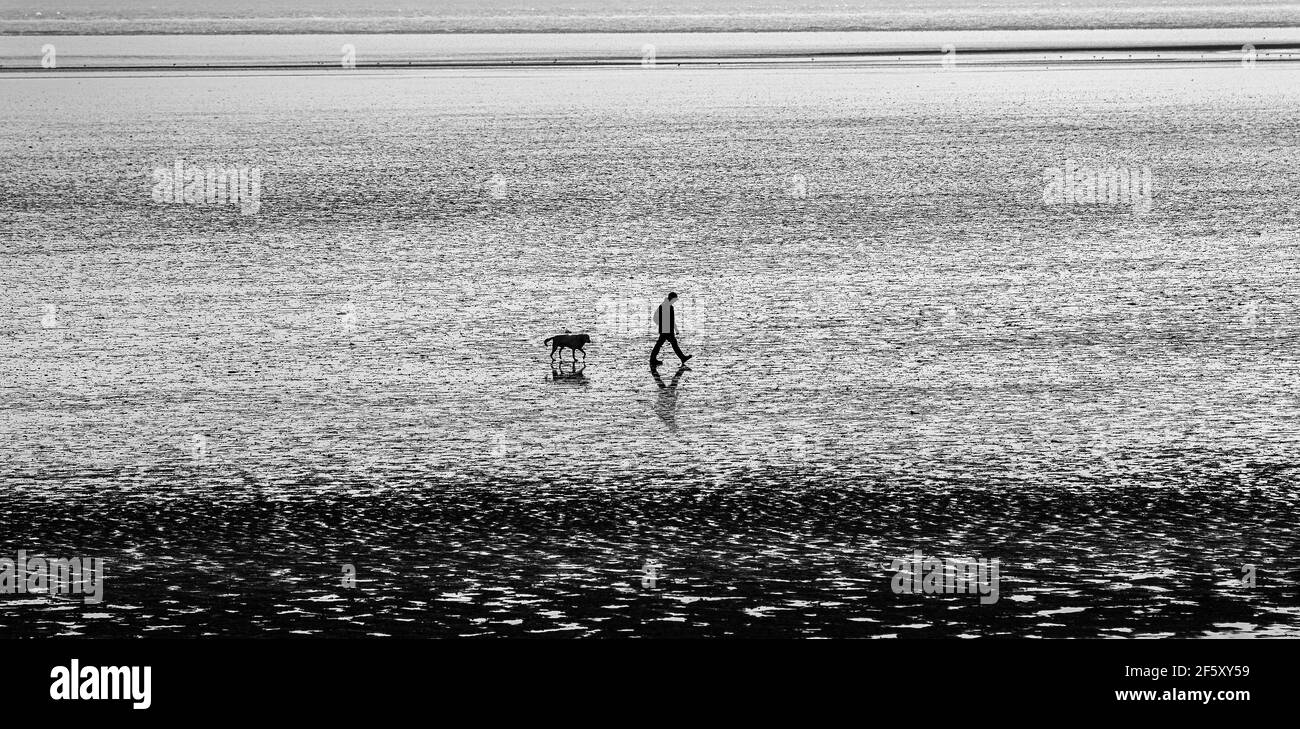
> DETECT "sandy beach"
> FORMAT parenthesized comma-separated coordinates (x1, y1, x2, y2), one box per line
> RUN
(2, 41, 1298, 636)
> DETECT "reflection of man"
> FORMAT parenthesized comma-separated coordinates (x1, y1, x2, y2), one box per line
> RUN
(651, 366, 688, 432)
(650, 292, 693, 368)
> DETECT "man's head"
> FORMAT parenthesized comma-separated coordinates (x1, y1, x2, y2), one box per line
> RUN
(667, 292, 678, 301)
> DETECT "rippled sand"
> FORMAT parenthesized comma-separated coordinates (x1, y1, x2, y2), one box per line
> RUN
(1, 60, 1298, 636)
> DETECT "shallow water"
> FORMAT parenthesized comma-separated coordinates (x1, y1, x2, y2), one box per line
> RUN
(5, 29, 1300, 69)
(1, 60, 1298, 636)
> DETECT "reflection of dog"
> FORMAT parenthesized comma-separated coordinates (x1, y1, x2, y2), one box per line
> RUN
(544, 331, 591, 361)
(550, 364, 588, 385)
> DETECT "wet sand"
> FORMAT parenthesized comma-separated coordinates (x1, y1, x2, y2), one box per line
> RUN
(1, 55, 1298, 636)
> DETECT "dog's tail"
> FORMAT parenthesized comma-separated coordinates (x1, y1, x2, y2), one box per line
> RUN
(543, 330, 571, 346)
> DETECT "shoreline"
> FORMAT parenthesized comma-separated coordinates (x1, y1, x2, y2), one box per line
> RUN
(3, 56, 1299, 73)
(3, 28, 1299, 71)
(5, 23, 1300, 35)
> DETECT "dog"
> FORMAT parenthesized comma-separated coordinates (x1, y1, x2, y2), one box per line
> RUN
(544, 330, 591, 361)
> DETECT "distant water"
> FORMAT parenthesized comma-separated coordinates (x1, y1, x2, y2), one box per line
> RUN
(3, 0, 1300, 34)
(4, 29, 1300, 70)
(1, 57, 1298, 636)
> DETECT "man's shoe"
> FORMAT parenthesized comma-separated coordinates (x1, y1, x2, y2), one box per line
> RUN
(680, 354, 693, 364)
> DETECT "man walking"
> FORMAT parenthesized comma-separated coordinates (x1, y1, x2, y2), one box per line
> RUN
(651, 292, 692, 368)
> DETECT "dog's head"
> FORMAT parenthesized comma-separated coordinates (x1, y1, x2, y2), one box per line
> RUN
(579, 333, 591, 344)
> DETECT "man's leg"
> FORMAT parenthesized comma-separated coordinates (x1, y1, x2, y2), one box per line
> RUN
(666, 334, 688, 361)
(651, 333, 669, 361)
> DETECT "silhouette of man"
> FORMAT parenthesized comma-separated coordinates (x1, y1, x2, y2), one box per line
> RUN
(651, 292, 692, 368)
